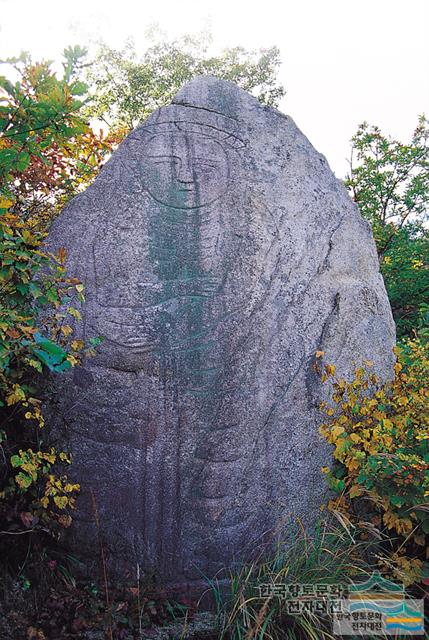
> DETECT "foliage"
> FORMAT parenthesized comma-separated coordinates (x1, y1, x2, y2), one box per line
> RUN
(85, 30, 285, 135)
(0, 212, 98, 534)
(345, 117, 429, 337)
(318, 342, 429, 586)
(0, 48, 111, 230)
(380, 226, 428, 337)
(0, 50, 103, 564)
(0, 567, 196, 638)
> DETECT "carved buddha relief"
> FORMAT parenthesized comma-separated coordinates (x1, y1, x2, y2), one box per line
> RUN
(89, 113, 246, 366)
(47, 79, 396, 583)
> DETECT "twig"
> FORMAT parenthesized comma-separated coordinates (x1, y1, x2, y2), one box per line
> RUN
(90, 488, 113, 640)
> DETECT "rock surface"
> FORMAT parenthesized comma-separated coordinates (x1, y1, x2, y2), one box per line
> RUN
(47, 76, 395, 582)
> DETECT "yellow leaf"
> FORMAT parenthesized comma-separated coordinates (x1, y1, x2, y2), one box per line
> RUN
(67, 307, 81, 320)
(325, 364, 336, 377)
(0, 197, 14, 209)
(6, 386, 26, 406)
(349, 484, 362, 498)
(61, 325, 73, 337)
(53, 495, 68, 509)
(26, 626, 46, 640)
(331, 425, 345, 438)
(349, 433, 362, 443)
(64, 483, 80, 493)
(347, 457, 360, 472)
(315, 350, 325, 359)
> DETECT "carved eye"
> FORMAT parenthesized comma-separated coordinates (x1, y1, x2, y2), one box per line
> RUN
(193, 161, 218, 171)
(149, 157, 179, 166)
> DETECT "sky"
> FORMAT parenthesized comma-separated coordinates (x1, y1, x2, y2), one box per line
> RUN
(0, 0, 428, 177)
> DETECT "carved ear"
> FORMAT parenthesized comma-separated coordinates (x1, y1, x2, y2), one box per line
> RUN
(112, 137, 151, 194)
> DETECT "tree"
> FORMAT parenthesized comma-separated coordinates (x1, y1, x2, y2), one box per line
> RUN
(85, 31, 285, 135)
(0, 48, 111, 231)
(345, 117, 429, 337)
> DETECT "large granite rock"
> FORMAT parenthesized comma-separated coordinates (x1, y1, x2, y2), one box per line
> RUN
(47, 77, 395, 583)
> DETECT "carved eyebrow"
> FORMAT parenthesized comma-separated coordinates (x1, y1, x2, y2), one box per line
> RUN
(147, 155, 180, 161)
(193, 157, 222, 164)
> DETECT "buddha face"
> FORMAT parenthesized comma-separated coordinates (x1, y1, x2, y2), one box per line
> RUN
(142, 132, 229, 209)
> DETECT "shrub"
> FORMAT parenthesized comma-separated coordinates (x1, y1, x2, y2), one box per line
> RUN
(318, 339, 429, 586)
(0, 49, 105, 570)
(0, 209, 88, 550)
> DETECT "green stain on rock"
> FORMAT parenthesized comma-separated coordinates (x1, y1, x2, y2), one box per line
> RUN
(147, 177, 217, 394)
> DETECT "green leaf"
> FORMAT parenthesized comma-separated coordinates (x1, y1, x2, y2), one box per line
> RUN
(70, 81, 87, 96)
(32, 332, 72, 372)
(10, 455, 23, 468)
(16, 472, 32, 489)
(34, 332, 66, 356)
(33, 348, 71, 372)
(15, 152, 30, 172)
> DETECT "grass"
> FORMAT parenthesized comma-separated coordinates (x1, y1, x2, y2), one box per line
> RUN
(1, 514, 427, 638)
(205, 516, 428, 640)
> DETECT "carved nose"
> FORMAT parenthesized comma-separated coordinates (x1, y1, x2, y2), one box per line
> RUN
(176, 160, 194, 183)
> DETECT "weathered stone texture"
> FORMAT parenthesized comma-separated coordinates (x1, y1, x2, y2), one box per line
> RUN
(47, 77, 395, 581)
